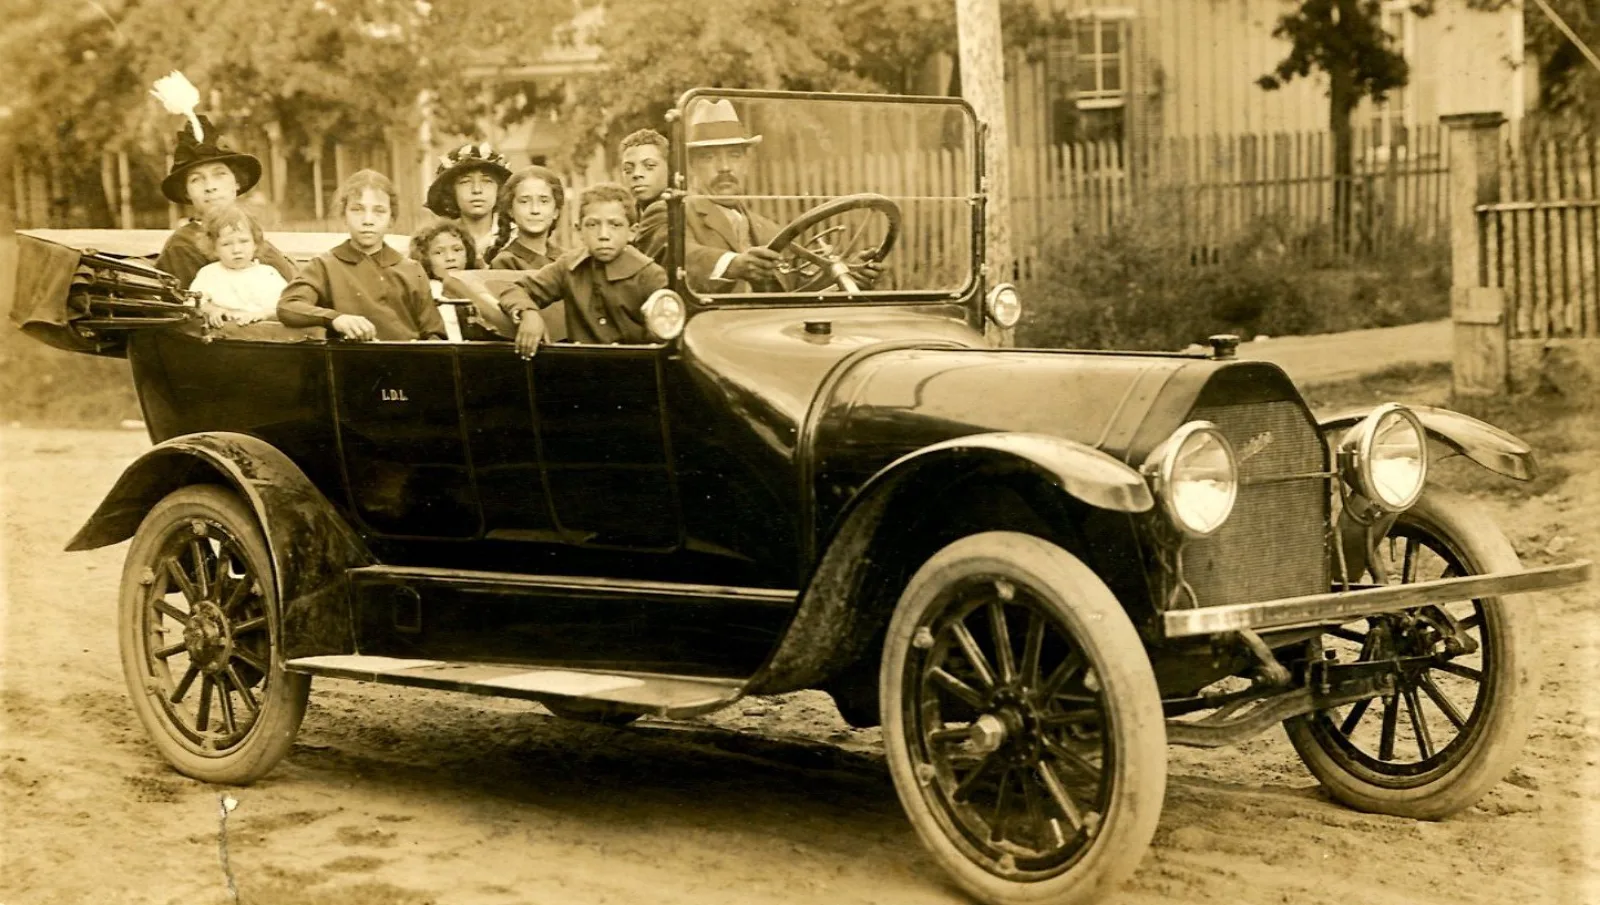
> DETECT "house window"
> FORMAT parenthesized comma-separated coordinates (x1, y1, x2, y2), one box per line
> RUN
(1366, 1, 1413, 159)
(1048, 10, 1132, 145)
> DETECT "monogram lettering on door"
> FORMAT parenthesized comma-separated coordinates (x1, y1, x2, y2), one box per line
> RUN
(381, 388, 409, 402)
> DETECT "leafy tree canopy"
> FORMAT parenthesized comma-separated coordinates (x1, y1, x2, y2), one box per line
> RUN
(1257, 0, 1520, 118)
(1257, 0, 1417, 108)
(1, 0, 1072, 173)
(557, 0, 1068, 165)
(0, 0, 564, 163)
(1526, 0, 1598, 133)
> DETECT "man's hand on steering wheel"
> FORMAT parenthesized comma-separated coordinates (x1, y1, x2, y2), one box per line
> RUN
(726, 247, 782, 284)
(846, 251, 883, 290)
(766, 193, 901, 295)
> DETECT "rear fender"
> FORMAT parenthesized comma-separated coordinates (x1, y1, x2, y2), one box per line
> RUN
(1318, 404, 1537, 481)
(751, 432, 1152, 694)
(67, 432, 370, 659)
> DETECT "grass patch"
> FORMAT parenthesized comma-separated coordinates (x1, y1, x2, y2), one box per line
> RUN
(2, 232, 143, 428)
(1302, 361, 1452, 410)
(1307, 361, 1588, 500)
(1017, 211, 1448, 351)
(0, 322, 142, 427)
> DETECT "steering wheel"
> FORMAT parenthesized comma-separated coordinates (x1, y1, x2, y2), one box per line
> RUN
(765, 193, 901, 294)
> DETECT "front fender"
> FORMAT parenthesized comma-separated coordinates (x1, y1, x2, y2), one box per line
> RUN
(862, 432, 1156, 516)
(750, 432, 1151, 696)
(67, 431, 370, 659)
(1318, 404, 1537, 481)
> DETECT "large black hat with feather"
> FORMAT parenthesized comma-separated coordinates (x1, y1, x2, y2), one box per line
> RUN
(160, 115, 263, 206)
(150, 72, 262, 205)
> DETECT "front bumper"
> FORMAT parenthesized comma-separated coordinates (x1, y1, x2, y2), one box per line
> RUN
(1162, 559, 1592, 639)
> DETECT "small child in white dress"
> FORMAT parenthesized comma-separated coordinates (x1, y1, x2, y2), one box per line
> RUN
(190, 205, 289, 327)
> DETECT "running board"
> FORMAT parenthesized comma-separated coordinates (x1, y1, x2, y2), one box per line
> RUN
(285, 655, 745, 718)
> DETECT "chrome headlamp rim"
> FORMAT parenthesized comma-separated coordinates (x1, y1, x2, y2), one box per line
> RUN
(1146, 420, 1239, 538)
(985, 282, 1021, 328)
(1340, 403, 1428, 513)
(641, 288, 686, 341)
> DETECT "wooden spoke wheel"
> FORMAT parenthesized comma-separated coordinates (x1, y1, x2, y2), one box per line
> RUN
(1285, 489, 1539, 819)
(119, 485, 308, 784)
(882, 532, 1165, 905)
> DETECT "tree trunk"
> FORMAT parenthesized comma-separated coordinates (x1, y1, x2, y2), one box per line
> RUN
(99, 153, 117, 228)
(117, 151, 134, 229)
(1328, 0, 1359, 256)
(956, 0, 1014, 344)
(1329, 61, 1355, 256)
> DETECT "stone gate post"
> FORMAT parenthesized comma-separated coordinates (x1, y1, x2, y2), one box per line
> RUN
(1442, 111, 1507, 404)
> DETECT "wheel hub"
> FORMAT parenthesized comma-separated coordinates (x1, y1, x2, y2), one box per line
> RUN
(969, 713, 1007, 753)
(977, 687, 1044, 762)
(183, 600, 233, 673)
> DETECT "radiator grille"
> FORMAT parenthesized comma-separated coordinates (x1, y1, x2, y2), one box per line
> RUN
(1180, 401, 1328, 607)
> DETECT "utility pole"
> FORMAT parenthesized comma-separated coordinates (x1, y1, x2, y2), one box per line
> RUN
(956, 0, 1014, 344)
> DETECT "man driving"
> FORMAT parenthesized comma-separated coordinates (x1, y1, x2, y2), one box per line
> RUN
(681, 100, 781, 293)
(682, 99, 880, 294)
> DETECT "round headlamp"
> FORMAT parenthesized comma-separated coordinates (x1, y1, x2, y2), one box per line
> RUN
(1339, 403, 1427, 512)
(641, 289, 686, 342)
(1145, 421, 1238, 537)
(985, 283, 1021, 329)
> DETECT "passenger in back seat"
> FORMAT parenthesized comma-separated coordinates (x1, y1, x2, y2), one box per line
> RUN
(190, 205, 288, 327)
(277, 170, 446, 342)
(412, 220, 500, 342)
(154, 115, 297, 289)
(424, 143, 511, 262)
(620, 129, 670, 263)
(498, 183, 666, 356)
(486, 166, 566, 271)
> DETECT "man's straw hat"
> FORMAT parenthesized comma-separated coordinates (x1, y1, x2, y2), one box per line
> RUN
(686, 99, 763, 149)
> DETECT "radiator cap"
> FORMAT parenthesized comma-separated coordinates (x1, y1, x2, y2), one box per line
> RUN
(1208, 334, 1241, 360)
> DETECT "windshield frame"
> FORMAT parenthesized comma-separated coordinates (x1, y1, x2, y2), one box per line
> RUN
(666, 88, 985, 311)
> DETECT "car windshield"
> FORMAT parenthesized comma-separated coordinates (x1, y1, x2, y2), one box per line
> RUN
(675, 92, 976, 303)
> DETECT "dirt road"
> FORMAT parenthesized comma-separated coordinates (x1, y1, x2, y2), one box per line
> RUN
(2, 377, 1597, 905)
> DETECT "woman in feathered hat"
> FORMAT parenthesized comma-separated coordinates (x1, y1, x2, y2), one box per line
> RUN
(150, 73, 296, 288)
(424, 142, 512, 261)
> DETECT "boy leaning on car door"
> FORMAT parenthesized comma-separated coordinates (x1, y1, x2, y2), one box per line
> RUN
(497, 182, 666, 356)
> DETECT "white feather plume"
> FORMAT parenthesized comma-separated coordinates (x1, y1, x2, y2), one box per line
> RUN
(150, 71, 204, 142)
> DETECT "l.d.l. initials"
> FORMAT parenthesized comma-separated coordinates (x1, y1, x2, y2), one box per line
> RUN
(381, 388, 409, 402)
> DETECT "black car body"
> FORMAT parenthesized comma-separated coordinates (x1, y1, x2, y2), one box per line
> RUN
(15, 89, 1590, 905)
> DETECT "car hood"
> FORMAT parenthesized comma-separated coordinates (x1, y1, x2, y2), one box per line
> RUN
(678, 305, 1307, 520)
(679, 306, 986, 457)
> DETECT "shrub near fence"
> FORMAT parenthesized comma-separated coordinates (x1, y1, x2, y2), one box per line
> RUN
(1009, 125, 1451, 279)
(1016, 206, 1450, 353)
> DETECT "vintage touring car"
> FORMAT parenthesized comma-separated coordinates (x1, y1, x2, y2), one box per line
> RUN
(12, 89, 1591, 905)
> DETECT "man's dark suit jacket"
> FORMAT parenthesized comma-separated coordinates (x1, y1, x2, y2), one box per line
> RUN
(637, 196, 783, 293)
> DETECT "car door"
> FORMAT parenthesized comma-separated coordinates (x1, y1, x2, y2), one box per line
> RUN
(529, 344, 682, 551)
(331, 343, 481, 539)
(457, 344, 560, 543)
